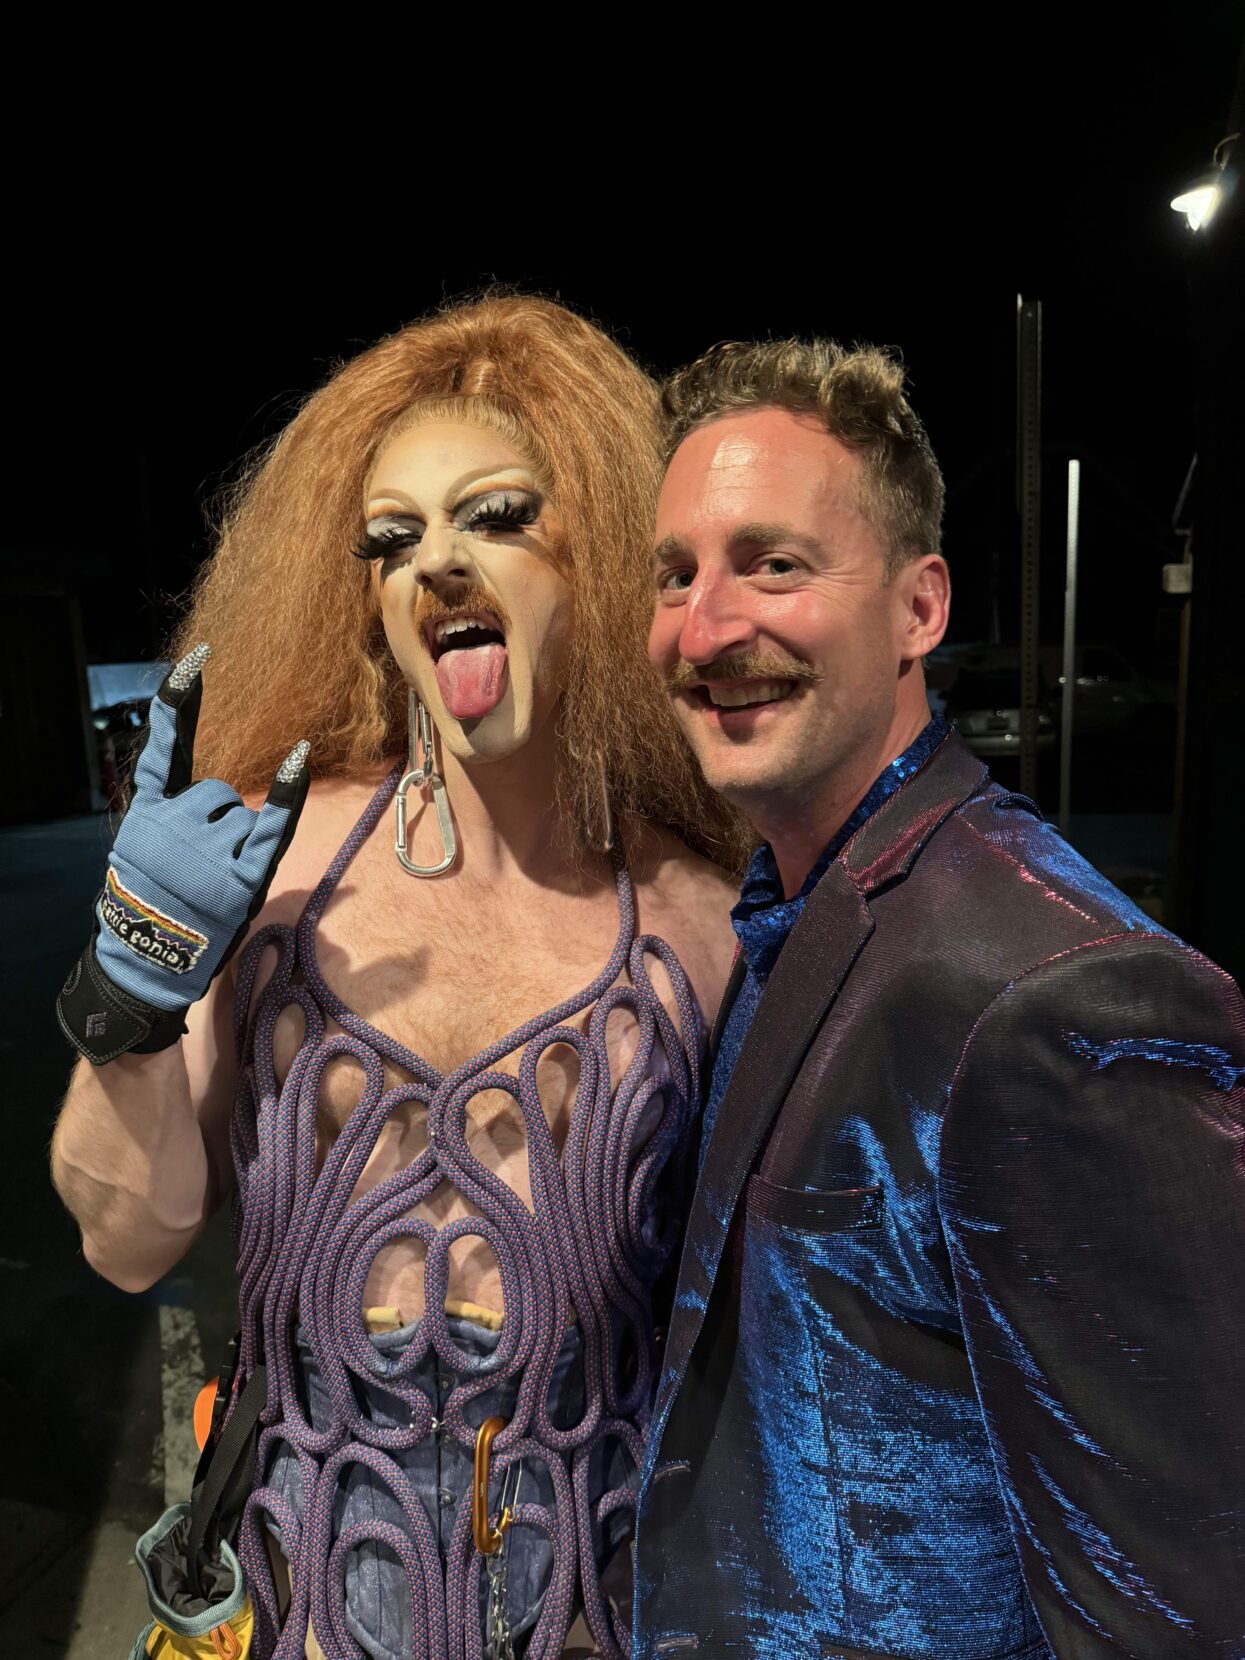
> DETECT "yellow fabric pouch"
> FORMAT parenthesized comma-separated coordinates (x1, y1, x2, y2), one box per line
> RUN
(128, 1503, 254, 1660)
(137, 1599, 254, 1659)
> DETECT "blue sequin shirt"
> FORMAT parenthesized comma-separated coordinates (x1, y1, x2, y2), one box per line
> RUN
(701, 714, 948, 1163)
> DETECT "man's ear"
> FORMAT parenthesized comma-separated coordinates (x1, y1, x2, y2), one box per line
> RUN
(897, 554, 951, 661)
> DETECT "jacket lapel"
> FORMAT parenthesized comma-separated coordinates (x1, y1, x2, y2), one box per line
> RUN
(707, 948, 747, 1069)
(652, 734, 988, 1431)
(654, 860, 873, 1421)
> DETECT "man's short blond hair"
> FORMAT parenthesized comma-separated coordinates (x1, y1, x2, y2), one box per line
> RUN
(661, 339, 944, 578)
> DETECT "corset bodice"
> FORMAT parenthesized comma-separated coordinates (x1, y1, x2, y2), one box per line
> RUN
(226, 770, 701, 1659)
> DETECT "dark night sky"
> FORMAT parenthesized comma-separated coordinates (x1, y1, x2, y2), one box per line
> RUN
(8, 12, 1241, 675)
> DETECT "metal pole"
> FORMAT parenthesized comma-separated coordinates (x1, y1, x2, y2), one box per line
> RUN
(1017, 298, 1043, 799)
(1167, 454, 1196, 932)
(1059, 460, 1080, 835)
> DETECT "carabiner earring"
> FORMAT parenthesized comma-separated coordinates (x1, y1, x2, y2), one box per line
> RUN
(395, 690, 457, 877)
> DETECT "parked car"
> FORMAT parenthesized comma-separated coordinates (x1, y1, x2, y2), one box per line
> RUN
(939, 648, 1057, 758)
(1049, 643, 1174, 740)
(87, 662, 167, 810)
(936, 643, 1173, 759)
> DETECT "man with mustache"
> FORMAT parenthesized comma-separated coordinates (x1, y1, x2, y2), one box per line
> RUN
(634, 339, 1245, 1658)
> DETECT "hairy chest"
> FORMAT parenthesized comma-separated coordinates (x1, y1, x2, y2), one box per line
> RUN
(263, 858, 659, 1158)
(239, 802, 707, 1315)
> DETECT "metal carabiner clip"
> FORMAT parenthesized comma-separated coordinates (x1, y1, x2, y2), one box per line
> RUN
(473, 1414, 515, 1556)
(395, 691, 457, 877)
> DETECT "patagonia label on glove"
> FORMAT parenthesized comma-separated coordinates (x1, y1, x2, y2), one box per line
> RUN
(99, 866, 209, 976)
(59, 644, 311, 1065)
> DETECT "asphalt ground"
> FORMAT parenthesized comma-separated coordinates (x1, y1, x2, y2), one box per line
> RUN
(0, 814, 236, 1658)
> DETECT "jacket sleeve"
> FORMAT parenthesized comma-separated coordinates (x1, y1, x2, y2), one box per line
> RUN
(939, 931, 1245, 1657)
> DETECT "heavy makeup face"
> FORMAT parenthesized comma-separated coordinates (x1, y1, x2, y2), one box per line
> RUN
(361, 420, 573, 764)
(648, 407, 946, 812)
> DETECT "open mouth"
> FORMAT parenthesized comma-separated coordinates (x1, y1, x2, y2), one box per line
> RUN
(686, 678, 801, 712)
(425, 610, 509, 721)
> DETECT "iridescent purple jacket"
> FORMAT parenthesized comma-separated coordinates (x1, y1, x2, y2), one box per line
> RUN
(633, 731, 1245, 1658)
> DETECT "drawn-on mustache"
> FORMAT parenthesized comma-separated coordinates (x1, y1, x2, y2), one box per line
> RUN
(665, 653, 821, 692)
(413, 582, 512, 638)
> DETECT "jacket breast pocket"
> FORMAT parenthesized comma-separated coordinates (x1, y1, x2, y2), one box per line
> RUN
(745, 1174, 885, 1234)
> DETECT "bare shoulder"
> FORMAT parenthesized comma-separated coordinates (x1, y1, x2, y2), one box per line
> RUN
(266, 767, 391, 896)
(242, 764, 394, 926)
(626, 816, 739, 910)
(624, 816, 741, 1025)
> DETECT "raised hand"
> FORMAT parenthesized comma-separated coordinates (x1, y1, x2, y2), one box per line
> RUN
(57, 644, 310, 1065)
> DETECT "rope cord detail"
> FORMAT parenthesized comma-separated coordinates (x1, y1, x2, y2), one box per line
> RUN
(228, 769, 699, 1659)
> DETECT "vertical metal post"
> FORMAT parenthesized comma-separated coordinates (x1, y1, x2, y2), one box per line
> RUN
(1172, 550, 1192, 865)
(1168, 454, 1196, 922)
(1017, 298, 1043, 799)
(1058, 460, 1080, 835)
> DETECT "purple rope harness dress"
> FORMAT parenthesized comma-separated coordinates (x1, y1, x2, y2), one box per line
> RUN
(227, 771, 700, 1659)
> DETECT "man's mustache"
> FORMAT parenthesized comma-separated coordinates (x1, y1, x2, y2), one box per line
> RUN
(413, 582, 512, 637)
(665, 653, 821, 692)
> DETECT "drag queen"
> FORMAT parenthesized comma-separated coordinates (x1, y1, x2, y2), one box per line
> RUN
(52, 295, 744, 1658)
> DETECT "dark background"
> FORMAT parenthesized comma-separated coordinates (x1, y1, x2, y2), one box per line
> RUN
(4, 22, 1243, 951)
(1, 16, 1243, 1652)
(4, 19, 1238, 666)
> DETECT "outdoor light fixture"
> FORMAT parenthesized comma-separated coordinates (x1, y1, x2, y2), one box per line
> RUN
(1170, 134, 1238, 230)
(1171, 174, 1221, 229)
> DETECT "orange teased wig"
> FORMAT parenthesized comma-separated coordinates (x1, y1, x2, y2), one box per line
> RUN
(172, 294, 745, 866)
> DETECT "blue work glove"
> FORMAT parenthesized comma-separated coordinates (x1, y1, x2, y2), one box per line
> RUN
(57, 644, 310, 1065)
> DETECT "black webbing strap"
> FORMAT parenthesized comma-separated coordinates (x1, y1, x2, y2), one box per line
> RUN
(56, 938, 188, 1064)
(186, 1363, 267, 1598)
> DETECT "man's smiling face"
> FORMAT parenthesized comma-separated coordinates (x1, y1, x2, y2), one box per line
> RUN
(648, 407, 920, 814)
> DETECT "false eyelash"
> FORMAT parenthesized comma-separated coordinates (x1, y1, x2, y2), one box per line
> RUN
(352, 522, 419, 562)
(351, 492, 540, 562)
(461, 491, 539, 531)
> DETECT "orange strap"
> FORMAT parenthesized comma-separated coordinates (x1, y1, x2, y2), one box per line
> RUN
(193, 1381, 218, 1453)
(210, 1622, 242, 1659)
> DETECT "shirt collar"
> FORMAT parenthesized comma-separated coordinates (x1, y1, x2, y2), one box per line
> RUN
(731, 714, 949, 980)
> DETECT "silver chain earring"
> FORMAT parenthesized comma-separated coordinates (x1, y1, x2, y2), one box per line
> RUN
(395, 690, 457, 877)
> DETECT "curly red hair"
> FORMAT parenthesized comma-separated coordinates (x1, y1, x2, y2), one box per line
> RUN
(171, 293, 748, 867)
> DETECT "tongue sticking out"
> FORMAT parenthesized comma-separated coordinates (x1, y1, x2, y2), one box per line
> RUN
(434, 643, 509, 721)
